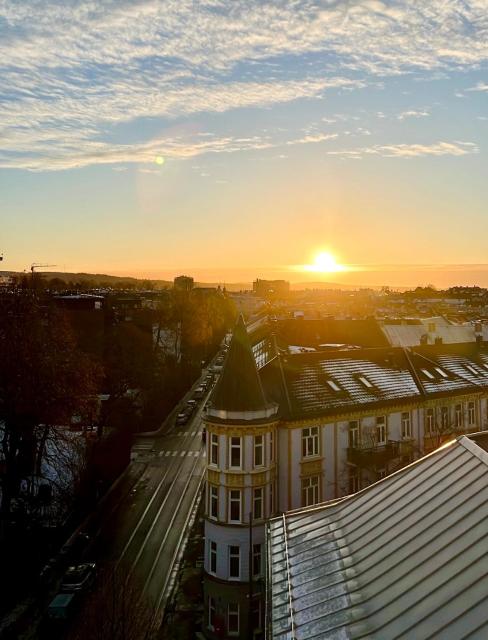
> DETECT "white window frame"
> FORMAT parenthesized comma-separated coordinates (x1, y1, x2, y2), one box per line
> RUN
(229, 436, 242, 470)
(426, 408, 434, 434)
(302, 426, 319, 458)
(254, 434, 264, 468)
(349, 420, 360, 448)
(228, 545, 240, 580)
(209, 540, 217, 575)
(468, 401, 476, 426)
(228, 489, 242, 523)
(210, 433, 219, 467)
(302, 475, 320, 507)
(228, 603, 240, 636)
(441, 406, 449, 430)
(252, 543, 262, 578)
(455, 404, 463, 429)
(376, 416, 387, 445)
(253, 486, 264, 520)
(209, 484, 219, 520)
(270, 431, 274, 463)
(401, 412, 411, 439)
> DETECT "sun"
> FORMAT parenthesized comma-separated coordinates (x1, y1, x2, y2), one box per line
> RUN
(304, 251, 345, 273)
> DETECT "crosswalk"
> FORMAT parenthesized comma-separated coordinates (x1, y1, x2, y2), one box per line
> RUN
(157, 449, 206, 458)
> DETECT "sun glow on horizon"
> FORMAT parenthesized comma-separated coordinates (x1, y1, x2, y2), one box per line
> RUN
(303, 251, 347, 273)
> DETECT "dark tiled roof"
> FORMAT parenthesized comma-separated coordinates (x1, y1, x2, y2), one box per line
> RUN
(210, 315, 269, 413)
(273, 348, 421, 418)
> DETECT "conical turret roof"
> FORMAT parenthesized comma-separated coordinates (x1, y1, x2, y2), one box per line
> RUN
(210, 315, 269, 413)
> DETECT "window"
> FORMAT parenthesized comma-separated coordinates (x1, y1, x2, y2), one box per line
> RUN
(302, 426, 319, 458)
(435, 367, 448, 378)
(253, 487, 264, 520)
(428, 322, 436, 333)
(254, 435, 264, 467)
(468, 401, 476, 426)
(465, 365, 479, 376)
(455, 404, 463, 429)
(209, 541, 217, 574)
(270, 431, 274, 463)
(421, 368, 435, 380)
(209, 485, 219, 520)
(349, 420, 360, 448)
(228, 603, 240, 636)
(252, 600, 262, 633)
(229, 545, 240, 579)
(401, 412, 411, 439)
(229, 437, 242, 469)
(208, 596, 216, 631)
(210, 433, 219, 466)
(229, 489, 241, 523)
(302, 475, 320, 507)
(252, 543, 262, 577)
(426, 408, 434, 434)
(376, 416, 387, 444)
(349, 470, 360, 494)
(358, 375, 374, 389)
(441, 406, 449, 430)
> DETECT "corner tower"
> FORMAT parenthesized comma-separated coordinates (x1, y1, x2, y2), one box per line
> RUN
(203, 316, 278, 640)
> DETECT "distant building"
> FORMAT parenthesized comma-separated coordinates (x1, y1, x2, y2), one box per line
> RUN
(253, 279, 289, 298)
(202, 315, 488, 640)
(174, 275, 194, 291)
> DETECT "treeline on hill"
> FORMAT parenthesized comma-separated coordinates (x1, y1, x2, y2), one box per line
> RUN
(0, 285, 235, 610)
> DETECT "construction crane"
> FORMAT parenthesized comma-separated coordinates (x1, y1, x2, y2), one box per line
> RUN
(30, 263, 56, 274)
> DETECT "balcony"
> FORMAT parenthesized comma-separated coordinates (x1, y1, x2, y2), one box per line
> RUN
(347, 440, 401, 469)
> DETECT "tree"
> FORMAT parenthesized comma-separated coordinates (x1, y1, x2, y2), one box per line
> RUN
(0, 293, 102, 535)
(67, 565, 160, 640)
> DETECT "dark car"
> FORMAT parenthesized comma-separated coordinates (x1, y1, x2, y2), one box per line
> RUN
(61, 563, 96, 593)
(176, 409, 192, 426)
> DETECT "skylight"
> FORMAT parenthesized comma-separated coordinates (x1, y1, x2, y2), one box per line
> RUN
(326, 379, 341, 392)
(434, 367, 448, 378)
(421, 368, 435, 380)
(465, 365, 479, 376)
(358, 375, 374, 389)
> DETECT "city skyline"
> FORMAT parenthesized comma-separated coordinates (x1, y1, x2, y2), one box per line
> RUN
(1, 1, 487, 279)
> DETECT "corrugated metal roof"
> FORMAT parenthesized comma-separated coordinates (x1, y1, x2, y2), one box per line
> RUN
(267, 436, 488, 640)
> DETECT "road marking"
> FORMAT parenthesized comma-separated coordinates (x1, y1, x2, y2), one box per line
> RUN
(165, 451, 171, 457)
(191, 431, 196, 436)
(202, 451, 206, 457)
(180, 450, 186, 457)
(172, 451, 177, 457)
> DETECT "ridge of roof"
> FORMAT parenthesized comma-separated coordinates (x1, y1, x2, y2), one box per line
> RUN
(210, 314, 270, 413)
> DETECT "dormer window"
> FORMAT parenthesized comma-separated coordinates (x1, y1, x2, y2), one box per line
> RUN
(358, 375, 373, 389)
(421, 368, 435, 380)
(434, 367, 448, 378)
(326, 379, 342, 392)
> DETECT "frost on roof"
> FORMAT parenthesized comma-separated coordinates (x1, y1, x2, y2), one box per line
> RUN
(267, 437, 488, 640)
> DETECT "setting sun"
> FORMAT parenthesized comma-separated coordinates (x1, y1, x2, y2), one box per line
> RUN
(303, 251, 346, 273)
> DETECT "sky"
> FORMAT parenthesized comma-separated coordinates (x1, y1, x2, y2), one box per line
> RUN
(0, 0, 487, 286)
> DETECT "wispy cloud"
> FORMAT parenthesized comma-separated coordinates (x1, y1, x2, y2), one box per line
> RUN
(0, 1, 487, 170)
(397, 110, 430, 120)
(466, 82, 488, 92)
(328, 141, 479, 159)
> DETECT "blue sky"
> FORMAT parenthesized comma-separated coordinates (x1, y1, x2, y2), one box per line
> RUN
(0, 0, 487, 283)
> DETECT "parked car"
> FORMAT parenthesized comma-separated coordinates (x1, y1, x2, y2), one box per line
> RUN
(193, 386, 205, 400)
(176, 409, 192, 426)
(47, 592, 77, 621)
(61, 562, 96, 593)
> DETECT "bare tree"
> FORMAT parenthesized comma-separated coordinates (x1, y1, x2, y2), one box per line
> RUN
(67, 565, 160, 640)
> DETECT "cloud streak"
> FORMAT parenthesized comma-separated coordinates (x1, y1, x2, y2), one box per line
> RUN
(0, 1, 487, 170)
(327, 141, 479, 159)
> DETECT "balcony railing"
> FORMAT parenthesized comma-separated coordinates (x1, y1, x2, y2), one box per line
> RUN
(347, 440, 402, 468)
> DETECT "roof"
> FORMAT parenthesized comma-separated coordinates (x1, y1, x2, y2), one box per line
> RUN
(267, 436, 488, 640)
(210, 315, 270, 413)
(263, 348, 422, 419)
